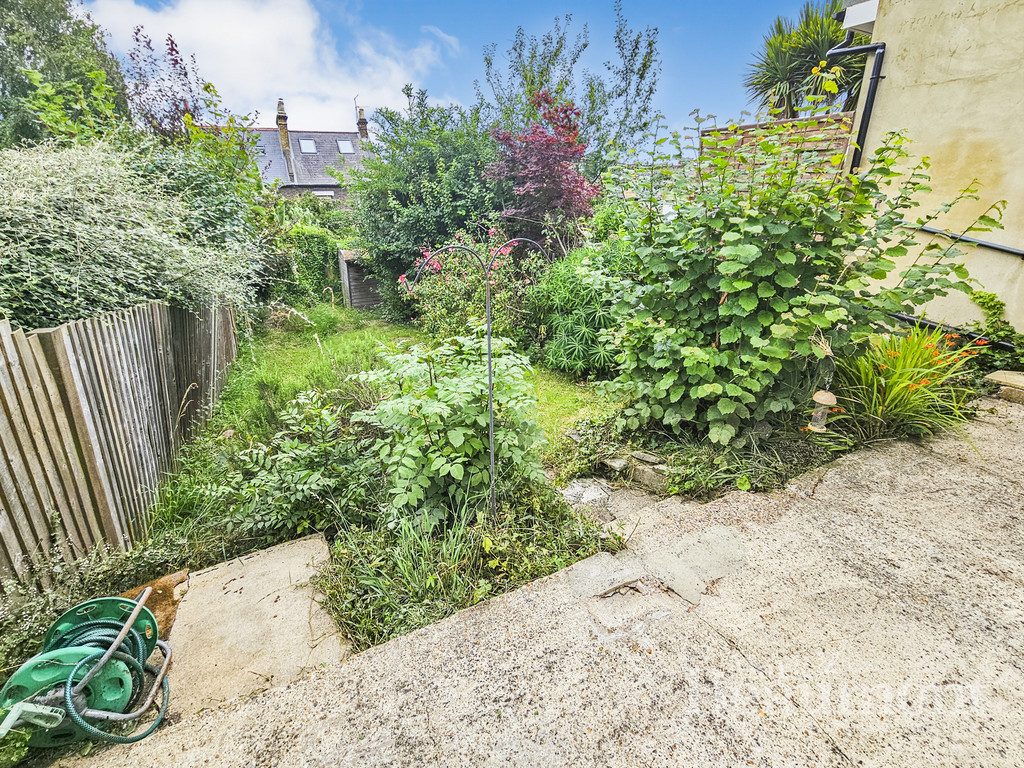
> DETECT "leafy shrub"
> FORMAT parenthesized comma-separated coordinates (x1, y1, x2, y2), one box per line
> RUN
(284, 225, 338, 294)
(527, 244, 629, 375)
(606, 119, 1002, 445)
(345, 86, 503, 320)
(407, 228, 543, 347)
(279, 193, 354, 237)
(831, 327, 973, 442)
(968, 291, 1024, 371)
(0, 141, 253, 329)
(588, 192, 628, 242)
(352, 334, 544, 521)
(214, 391, 380, 538)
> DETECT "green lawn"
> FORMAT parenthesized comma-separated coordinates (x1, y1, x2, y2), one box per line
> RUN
(208, 306, 420, 441)
(530, 368, 619, 457)
(214, 306, 616, 449)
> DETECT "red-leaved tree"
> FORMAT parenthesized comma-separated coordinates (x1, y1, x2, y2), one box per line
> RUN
(487, 91, 600, 250)
(125, 27, 205, 142)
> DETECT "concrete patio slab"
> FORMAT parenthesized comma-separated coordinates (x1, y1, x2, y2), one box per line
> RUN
(52, 398, 1024, 767)
(164, 534, 348, 717)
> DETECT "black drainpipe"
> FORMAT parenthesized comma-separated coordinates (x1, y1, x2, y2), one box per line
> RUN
(827, 29, 886, 171)
(889, 313, 1017, 353)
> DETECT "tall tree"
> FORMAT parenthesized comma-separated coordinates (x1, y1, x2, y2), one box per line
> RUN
(478, 1, 661, 177)
(0, 0, 127, 146)
(744, 0, 867, 119)
(124, 27, 207, 143)
(342, 85, 504, 318)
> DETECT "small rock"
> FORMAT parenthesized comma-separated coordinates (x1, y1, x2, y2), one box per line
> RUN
(561, 478, 612, 514)
(984, 370, 1024, 390)
(997, 386, 1024, 405)
(631, 463, 668, 493)
(630, 450, 663, 464)
(601, 457, 629, 473)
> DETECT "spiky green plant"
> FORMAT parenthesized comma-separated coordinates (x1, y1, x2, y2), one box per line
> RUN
(744, 0, 867, 118)
(831, 327, 974, 442)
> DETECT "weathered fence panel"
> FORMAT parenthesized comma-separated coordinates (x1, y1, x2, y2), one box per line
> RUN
(0, 302, 236, 578)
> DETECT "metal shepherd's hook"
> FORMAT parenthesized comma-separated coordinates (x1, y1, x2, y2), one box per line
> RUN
(401, 237, 547, 521)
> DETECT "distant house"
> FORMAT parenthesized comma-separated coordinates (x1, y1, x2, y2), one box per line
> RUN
(250, 99, 370, 200)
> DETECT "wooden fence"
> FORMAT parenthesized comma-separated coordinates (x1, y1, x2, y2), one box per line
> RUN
(0, 302, 236, 579)
(700, 111, 855, 169)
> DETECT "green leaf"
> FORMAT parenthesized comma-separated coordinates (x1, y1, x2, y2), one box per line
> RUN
(775, 271, 798, 288)
(738, 294, 759, 312)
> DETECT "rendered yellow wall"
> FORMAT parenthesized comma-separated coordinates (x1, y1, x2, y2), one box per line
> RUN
(852, 0, 1024, 327)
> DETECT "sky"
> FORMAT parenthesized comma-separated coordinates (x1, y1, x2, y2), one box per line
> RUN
(82, 0, 817, 135)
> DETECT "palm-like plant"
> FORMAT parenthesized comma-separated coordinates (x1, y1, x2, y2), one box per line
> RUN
(744, 0, 868, 118)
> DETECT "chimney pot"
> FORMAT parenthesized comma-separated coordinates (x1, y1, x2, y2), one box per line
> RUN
(357, 108, 368, 139)
(276, 99, 294, 182)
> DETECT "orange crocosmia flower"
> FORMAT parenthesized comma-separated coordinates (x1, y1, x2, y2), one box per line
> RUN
(920, 378, 931, 386)
(975, 339, 989, 345)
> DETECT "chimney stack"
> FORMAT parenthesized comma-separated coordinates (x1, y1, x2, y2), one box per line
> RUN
(357, 108, 368, 139)
(276, 98, 295, 182)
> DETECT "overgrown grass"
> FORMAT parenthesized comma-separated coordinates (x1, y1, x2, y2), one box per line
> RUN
(530, 368, 620, 461)
(0, 308, 619, 676)
(0, 305, 406, 688)
(316, 485, 618, 651)
(218, 304, 417, 441)
(145, 305, 418, 559)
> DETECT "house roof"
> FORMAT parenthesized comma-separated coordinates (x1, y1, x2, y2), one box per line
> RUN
(250, 126, 369, 190)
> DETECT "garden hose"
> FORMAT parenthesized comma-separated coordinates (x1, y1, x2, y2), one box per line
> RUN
(0, 589, 172, 748)
(43, 619, 150, 711)
(62, 650, 170, 745)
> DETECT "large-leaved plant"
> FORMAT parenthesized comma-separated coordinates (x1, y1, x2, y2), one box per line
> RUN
(606, 116, 1004, 445)
(352, 334, 543, 520)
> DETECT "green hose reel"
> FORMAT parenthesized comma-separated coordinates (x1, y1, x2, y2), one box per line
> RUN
(0, 588, 171, 749)
(44, 597, 159, 659)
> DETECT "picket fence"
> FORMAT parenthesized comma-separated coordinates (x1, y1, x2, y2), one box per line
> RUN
(0, 302, 236, 579)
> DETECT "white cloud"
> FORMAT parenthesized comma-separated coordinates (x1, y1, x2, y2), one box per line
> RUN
(422, 25, 460, 56)
(85, 0, 455, 128)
